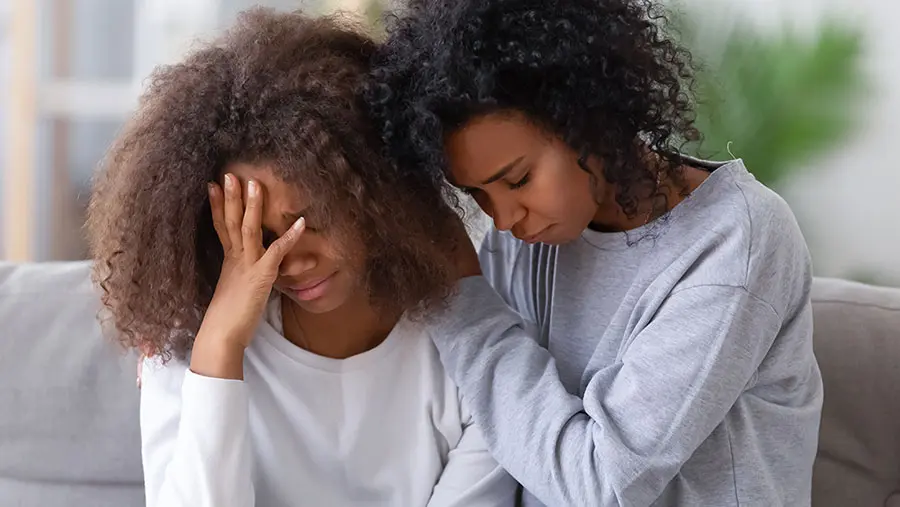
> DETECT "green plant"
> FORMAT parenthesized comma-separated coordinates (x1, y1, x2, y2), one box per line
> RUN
(672, 11, 867, 187)
(363, 0, 387, 38)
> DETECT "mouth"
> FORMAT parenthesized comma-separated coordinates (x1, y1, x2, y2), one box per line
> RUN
(520, 226, 550, 244)
(284, 273, 336, 302)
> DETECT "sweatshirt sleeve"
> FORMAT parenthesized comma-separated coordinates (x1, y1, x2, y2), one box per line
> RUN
(427, 277, 781, 506)
(140, 357, 255, 507)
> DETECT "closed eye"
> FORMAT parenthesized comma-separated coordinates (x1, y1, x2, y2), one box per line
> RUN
(261, 228, 278, 247)
(282, 211, 318, 233)
(509, 171, 530, 190)
(261, 223, 316, 247)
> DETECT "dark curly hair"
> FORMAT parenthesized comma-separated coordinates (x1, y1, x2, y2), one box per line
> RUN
(87, 8, 462, 360)
(367, 0, 700, 216)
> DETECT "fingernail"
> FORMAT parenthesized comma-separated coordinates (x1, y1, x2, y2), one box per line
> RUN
(207, 182, 215, 196)
(248, 180, 257, 197)
(224, 174, 233, 189)
(293, 216, 305, 231)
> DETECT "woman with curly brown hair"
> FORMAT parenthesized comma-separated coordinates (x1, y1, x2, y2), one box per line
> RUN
(86, 9, 514, 507)
(368, 0, 823, 505)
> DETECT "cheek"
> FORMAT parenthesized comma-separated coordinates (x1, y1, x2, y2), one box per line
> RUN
(470, 191, 492, 214)
(526, 166, 585, 216)
(558, 160, 598, 205)
(520, 168, 596, 233)
(328, 259, 367, 302)
(324, 237, 366, 280)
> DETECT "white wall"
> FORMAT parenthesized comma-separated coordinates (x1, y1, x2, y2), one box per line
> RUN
(690, 0, 900, 285)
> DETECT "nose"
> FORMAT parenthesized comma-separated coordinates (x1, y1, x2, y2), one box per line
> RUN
(488, 195, 526, 232)
(278, 249, 318, 277)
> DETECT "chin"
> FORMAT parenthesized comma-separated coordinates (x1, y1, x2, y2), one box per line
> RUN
(540, 238, 569, 246)
(293, 296, 346, 315)
(557, 232, 589, 245)
(538, 229, 579, 246)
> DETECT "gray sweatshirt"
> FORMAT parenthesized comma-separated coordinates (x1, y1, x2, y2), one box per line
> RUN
(429, 160, 823, 506)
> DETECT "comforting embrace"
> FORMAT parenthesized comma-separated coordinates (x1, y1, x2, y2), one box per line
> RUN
(86, 1, 823, 506)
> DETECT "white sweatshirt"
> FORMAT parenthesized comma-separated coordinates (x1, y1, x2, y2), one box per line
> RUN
(140, 298, 516, 507)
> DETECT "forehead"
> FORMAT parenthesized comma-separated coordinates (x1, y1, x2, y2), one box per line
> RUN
(224, 161, 307, 211)
(444, 113, 548, 185)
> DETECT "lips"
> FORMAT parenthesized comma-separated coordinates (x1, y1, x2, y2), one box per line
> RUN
(288, 276, 330, 292)
(280, 272, 336, 302)
(520, 226, 550, 244)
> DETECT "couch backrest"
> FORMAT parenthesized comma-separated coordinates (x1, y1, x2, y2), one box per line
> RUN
(811, 277, 900, 507)
(0, 261, 143, 507)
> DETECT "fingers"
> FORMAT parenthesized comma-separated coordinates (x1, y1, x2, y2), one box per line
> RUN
(208, 182, 231, 252)
(241, 180, 264, 258)
(260, 217, 305, 271)
(223, 174, 244, 255)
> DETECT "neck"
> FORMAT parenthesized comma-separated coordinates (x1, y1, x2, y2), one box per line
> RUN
(590, 161, 709, 232)
(281, 292, 399, 360)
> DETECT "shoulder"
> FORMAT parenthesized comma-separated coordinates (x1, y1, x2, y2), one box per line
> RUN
(392, 316, 464, 398)
(393, 316, 473, 443)
(140, 354, 190, 398)
(672, 160, 812, 314)
(716, 160, 805, 247)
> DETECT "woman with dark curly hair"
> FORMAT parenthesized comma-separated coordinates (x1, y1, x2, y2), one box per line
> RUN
(368, 0, 823, 505)
(86, 9, 514, 507)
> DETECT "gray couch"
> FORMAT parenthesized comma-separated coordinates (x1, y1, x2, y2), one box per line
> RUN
(1, 261, 898, 506)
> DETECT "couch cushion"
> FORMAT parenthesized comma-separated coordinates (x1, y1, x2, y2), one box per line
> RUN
(811, 277, 900, 507)
(0, 261, 143, 507)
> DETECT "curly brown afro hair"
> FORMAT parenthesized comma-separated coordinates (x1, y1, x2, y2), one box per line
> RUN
(367, 0, 701, 218)
(87, 8, 463, 360)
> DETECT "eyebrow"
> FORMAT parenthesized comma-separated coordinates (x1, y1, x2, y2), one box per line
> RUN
(281, 209, 308, 222)
(480, 156, 526, 186)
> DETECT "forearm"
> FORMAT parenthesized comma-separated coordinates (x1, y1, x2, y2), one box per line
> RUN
(426, 418, 517, 507)
(428, 278, 603, 504)
(142, 360, 255, 507)
(189, 329, 246, 380)
(428, 278, 772, 506)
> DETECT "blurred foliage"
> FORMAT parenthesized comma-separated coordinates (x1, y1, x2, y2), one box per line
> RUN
(362, 0, 386, 38)
(672, 10, 868, 187)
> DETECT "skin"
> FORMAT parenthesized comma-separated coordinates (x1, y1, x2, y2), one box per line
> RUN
(445, 111, 711, 244)
(190, 165, 397, 381)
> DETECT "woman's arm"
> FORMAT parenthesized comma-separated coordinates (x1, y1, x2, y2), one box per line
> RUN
(426, 405, 518, 507)
(141, 175, 303, 506)
(428, 277, 791, 506)
(140, 354, 254, 507)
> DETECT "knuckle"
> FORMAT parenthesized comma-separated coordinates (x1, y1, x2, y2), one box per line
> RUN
(241, 225, 258, 238)
(225, 218, 240, 231)
(270, 239, 288, 255)
(266, 241, 283, 257)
